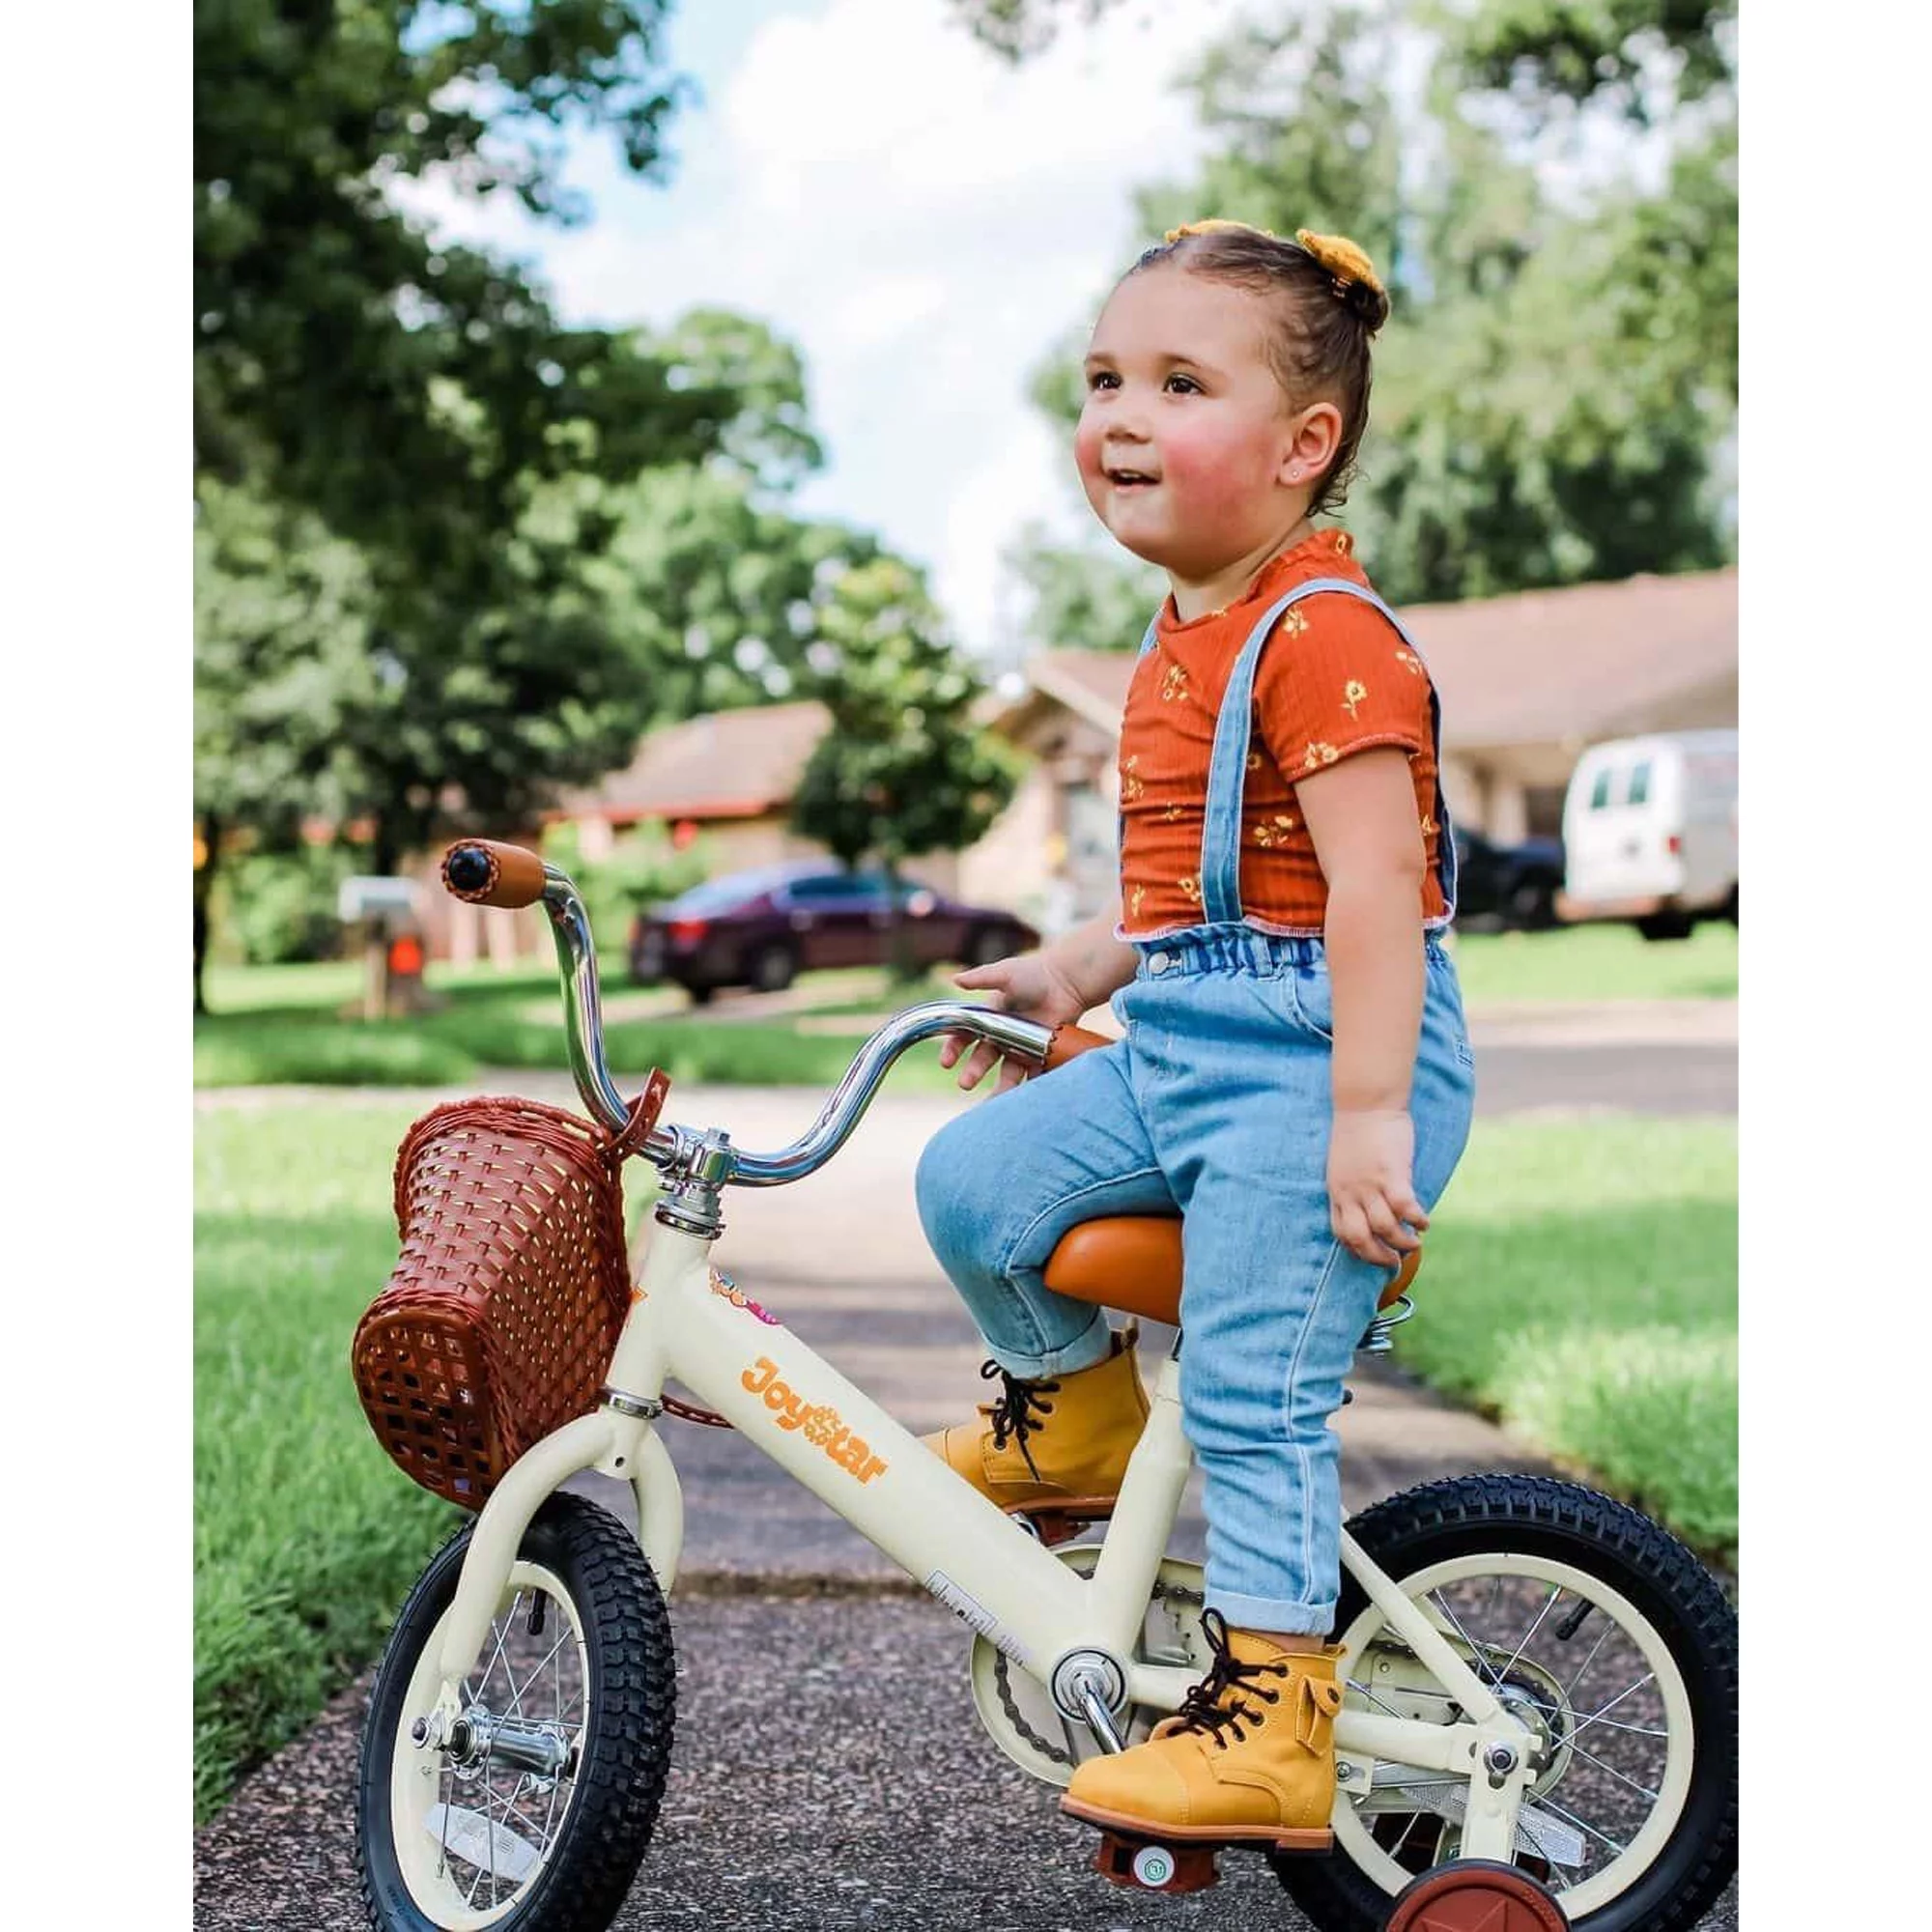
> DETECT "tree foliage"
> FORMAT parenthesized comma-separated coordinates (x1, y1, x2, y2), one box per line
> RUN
(791, 560, 1020, 908)
(195, 6, 979, 1007)
(956, 0, 1736, 630)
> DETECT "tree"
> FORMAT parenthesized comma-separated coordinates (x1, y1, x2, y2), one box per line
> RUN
(790, 560, 1020, 976)
(194, 1, 739, 554)
(193, 480, 381, 1010)
(952, 1, 1736, 630)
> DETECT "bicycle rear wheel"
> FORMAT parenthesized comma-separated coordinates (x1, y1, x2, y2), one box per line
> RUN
(1277, 1475, 1736, 1932)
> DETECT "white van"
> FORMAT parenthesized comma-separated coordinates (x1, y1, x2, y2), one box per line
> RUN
(1557, 729, 1738, 940)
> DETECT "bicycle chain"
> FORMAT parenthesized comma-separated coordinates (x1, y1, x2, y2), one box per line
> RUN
(990, 1573, 1207, 1769)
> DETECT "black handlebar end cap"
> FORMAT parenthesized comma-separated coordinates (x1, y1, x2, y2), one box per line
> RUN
(445, 845, 494, 896)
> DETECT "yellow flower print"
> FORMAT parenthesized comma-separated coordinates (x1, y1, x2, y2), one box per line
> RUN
(1334, 531, 1353, 556)
(1160, 661, 1189, 702)
(1178, 874, 1202, 905)
(1162, 803, 1183, 822)
(1420, 813, 1438, 837)
(1279, 607, 1310, 638)
(1302, 741, 1340, 770)
(1395, 649, 1425, 678)
(1120, 754, 1145, 804)
(1129, 883, 1146, 921)
(1247, 750, 1264, 773)
(1342, 678, 1368, 720)
(1253, 813, 1298, 849)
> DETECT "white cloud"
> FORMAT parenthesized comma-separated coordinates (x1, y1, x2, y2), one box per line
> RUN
(400, 0, 1248, 657)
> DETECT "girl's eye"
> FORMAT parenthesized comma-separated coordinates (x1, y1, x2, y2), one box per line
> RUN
(1165, 373, 1202, 395)
(1087, 370, 1120, 392)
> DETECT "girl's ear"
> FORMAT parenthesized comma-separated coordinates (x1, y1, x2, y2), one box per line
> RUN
(1280, 401, 1343, 491)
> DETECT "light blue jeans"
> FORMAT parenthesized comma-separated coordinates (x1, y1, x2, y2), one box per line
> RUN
(915, 925, 1476, 1634)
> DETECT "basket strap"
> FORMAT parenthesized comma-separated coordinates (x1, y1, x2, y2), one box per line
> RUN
(610, 1068, 672, 1164)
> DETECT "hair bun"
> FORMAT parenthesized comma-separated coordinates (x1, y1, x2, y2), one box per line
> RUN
(1344, 276, 1390, 332)
(1294, 228, 1390, 331)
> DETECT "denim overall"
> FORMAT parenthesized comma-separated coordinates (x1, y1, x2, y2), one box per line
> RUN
(916, 580, 1477, 1634)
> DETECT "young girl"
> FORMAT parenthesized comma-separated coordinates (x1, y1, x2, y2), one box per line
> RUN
(914, 220, 1476, 1852)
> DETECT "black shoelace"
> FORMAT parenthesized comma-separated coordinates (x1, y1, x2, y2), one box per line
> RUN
(979, 1359, 1061, 1479)
(1169, 1607, 1287, 1747)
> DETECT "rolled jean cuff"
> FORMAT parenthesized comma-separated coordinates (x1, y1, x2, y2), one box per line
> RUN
(983, 1308, 1114, 1381)
(1208, 1589, 1337, 1637)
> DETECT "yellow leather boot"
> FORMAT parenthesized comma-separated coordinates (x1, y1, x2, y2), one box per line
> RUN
(922, 1325, 1149, 1512)
(1061, 1609, 1345, 1851)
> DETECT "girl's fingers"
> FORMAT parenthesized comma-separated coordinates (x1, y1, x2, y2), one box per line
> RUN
(1365, 1197, 1421, 1255)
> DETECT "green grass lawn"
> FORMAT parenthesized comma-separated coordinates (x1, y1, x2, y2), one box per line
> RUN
(195, 924, 1736, 1090)
(1404, 1117, 1737, 1560)
(194, 1100, 1736, 1819)
(1448, 921, 1736, 1003)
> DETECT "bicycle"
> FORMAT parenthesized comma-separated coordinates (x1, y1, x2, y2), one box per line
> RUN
(353, 840, 1738, 1932)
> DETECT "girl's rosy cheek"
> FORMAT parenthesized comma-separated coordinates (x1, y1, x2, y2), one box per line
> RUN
(1159, 424, 1256, 521)
(1072, 412, 1106, 486)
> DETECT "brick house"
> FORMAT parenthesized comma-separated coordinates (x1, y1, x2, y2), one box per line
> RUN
(441, 565, 1736, 956)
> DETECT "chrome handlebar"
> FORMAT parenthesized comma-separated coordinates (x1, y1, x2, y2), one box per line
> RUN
(526, 863, 1052, 1185)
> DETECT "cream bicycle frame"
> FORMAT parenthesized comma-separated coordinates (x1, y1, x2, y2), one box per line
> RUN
(418, 845, 1542, 1861)
(425, 1212, 1540, 1860)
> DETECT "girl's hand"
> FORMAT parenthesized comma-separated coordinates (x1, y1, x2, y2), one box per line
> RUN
(1327, 1107, 1429, 1267)
(939, 950, 1092, 1094)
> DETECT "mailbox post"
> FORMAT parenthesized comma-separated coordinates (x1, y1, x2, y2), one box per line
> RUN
(338, 876, 425, 1020)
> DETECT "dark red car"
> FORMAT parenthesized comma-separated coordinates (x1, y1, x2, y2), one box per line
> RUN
(628, 861, 1041, 1002)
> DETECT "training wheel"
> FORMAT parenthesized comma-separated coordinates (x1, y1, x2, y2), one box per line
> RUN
(1382, 1859, 1570, 1931)
(1092, 1832, 1219, 1894)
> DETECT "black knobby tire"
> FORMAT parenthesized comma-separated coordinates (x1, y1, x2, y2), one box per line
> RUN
(1275, 1475, 1737, 1932)
(355, 1492, 676, 1932)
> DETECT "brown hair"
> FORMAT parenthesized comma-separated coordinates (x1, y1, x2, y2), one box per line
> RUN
(1127, 220, 1389, 515)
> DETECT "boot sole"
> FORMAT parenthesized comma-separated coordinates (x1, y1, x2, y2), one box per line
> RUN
(1059, 1794, 1333, 1854)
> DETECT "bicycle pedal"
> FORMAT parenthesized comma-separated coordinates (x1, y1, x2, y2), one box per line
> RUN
(1092, 1833, 1219, 1894)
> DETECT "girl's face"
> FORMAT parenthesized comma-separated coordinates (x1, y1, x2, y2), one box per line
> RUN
(1075, 265, 1321, 584)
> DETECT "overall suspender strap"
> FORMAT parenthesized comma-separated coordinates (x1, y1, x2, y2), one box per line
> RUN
(1195, 577, 1460, 925)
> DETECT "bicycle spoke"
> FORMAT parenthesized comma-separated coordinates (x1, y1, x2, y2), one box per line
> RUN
(1427, 1590, 1502, 1688)
(1570, 1671, 1657, 1743)
(1561, 1618, 1614, 1697)
(1495, 1585, 1563, 1685)
(1561, 1737, 1662, 1804)
(508, 1626, 574, 1713)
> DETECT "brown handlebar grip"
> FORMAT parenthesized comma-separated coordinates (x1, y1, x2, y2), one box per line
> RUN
(440, 840, 549, 909)
(1042, 1022, 1115, 1071)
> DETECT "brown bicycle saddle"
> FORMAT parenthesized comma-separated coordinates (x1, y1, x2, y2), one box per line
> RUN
(1036, 1022, 1422, 1326)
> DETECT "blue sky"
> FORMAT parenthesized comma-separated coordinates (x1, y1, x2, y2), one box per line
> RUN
(398, 0, 1255, 667)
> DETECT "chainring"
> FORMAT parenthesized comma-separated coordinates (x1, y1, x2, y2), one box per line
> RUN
(967, 1545, 1212, 1788)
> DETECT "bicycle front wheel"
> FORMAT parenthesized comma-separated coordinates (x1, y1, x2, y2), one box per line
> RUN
(355, 1492, 675, 1932)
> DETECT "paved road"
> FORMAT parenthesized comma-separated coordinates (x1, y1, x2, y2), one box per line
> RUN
(194, 1002, 1737, 1928)
(195, 1580, 1738, 1932)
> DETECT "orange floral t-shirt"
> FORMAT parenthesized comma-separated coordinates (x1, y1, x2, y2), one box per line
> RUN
(1116, 529, 1448, 939)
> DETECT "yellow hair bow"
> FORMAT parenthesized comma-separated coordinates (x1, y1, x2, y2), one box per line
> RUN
(1163, 218, 1276, 243)
(1294, 229, 1384, 299)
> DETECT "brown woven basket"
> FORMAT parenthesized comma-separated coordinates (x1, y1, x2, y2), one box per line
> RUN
(352, 1083, 664, 1507)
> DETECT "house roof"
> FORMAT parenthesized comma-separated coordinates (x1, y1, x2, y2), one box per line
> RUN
(1019, 567, 1738, 753)
(561, 568, 1737, 824)
(557, 698, 830, 823)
